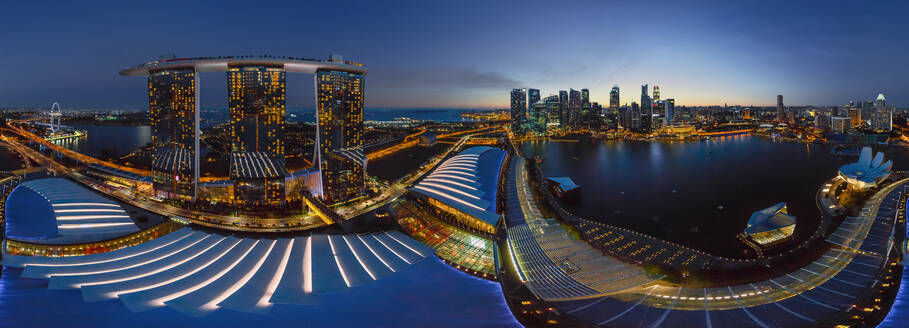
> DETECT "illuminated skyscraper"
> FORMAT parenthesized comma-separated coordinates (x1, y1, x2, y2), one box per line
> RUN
(872, 93, 891, 132)
(631, 101, 641, 130)
(228, 66, 288, 206)
(558, 90, 568, 127)
(530, 99, 548, 135)
(664, 98, 675, 127)
(148, 69, 199, 201)
(640, 84, 652, 132)
(316, 70, 367, 204)
(569, 88, 581, 128)
(528, 89, 540, 111)
(777, 95, 784, 122)
(652, 85, 660, 102)
(527, 88, 541, 132)
(545, 94, 560, 127)
(609, 85, 620, 113)
(580, 88, 591, 127)
(581, 89, 590, 108)
(510, 88, 527, 133)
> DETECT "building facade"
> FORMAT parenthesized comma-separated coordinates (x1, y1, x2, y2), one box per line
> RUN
(558, 90, 568, 127)
(777, 95, 784, 122)
(227, 65, 288, 206)
(148, 69, 199, 201)
(568, 89, 581, 129)
(510, 88, 527, 134)
(664, 98, 675, 127)
(316, 70, 367, 204)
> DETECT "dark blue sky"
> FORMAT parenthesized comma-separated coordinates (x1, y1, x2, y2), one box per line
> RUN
(1, 0, 908, 109)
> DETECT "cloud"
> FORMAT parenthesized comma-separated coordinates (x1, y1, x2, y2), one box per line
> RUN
(372, 66, 522, 90)
(365, 66, 522, 107)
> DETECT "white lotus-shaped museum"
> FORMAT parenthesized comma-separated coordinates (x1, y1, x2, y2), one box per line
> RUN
(838, 147, 892, 191)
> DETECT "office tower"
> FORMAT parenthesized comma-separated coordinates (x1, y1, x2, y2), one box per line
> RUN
(526, 88, 541, 132)
(862, 100, 873, 122)
(569, 89, 581, 128)
(316, 70, 367, 204)
(558, 90, 568, 127)
(148, 69, 199, 201)
(228, 66, 288, 206)
(847, 107, 861, 127)
(831, 116, 849, 133)
(653, 86, 660, 102)
(528, 89, 541, 112)
(664, 98, 675, 127)
(545, 95, 560, 128)
(776, 95, 784, 122)
(872, 93, 891, 132)
(631, 102, 641, 130)
(510, 88, 527, 133)
(580, 89, 591, 126)
(531, 99, 548, 135)
(581, 89, 590, 108)
(609, 85, 620, 113)
(619, 105, 632, 130)
(640, 84, 652, 132)
(876, 93, 886, 112)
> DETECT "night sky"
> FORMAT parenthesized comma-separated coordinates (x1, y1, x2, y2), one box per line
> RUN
(1, 0, 908, 110)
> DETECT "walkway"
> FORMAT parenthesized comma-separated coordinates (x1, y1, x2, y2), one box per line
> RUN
(504, 156, 656, 301)
(554, 178, 908, 327)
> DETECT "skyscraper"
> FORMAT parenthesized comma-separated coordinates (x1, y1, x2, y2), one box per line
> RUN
(228, 65, 288, 207)
(148, 69, 199, 201)
(558, 90, 568, 127)
(631, 102, 641, 130)
(872, 93, 891, 132)
(510, 89, 527, 133)
(876, 93, 886, 112)
(640, 84, 652, 132)
(530, 98, 548, 135)
(609, 86, 620, 113)
(545, 94, 560, 128)
(581, 89, 590, 107)
(664, 98, 675, 127)
(316, 69, 367, 204)
(581, 88, 591, 127)
(528, 89, 541, 112)
(776, 95, 784, 122)
(847, 107, 861, 127)
(569, 89, 581, 128)
(652, 85, 662, 125)
(862, 100, 873, 123)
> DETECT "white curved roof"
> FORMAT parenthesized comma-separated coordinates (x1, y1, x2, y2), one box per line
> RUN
(0, 229, 432, 316)
(410, 146, 506, 226)
(4, 178, 139, 244)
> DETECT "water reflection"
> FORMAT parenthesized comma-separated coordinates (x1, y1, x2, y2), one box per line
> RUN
(521, 136, 899, 258)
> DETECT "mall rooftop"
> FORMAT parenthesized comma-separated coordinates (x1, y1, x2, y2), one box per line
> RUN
(410, 146, 506, 227)
(4, 178, 139, 245)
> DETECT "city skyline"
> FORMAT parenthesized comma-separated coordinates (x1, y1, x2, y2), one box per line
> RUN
(2, 0, 909, 109)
